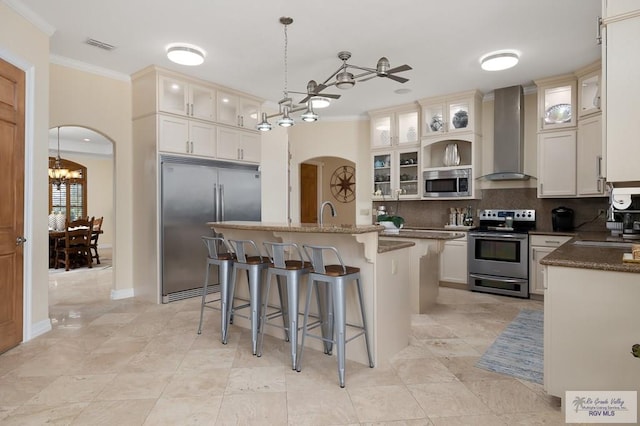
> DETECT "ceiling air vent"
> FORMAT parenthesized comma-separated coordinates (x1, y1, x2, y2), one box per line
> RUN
(85, 38, 116, 51)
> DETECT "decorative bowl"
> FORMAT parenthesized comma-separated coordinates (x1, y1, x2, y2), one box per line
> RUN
(452, 110, 468, 128)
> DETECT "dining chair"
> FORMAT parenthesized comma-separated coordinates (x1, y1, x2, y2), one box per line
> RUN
(90, 216, 103, 264)
(55, 217, 94, 271)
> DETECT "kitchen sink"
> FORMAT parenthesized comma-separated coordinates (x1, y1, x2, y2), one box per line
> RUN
(572, 240, 635, 249)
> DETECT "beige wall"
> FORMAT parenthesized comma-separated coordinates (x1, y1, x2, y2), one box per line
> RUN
(64, 152, 114, 246)
(49, 64, 133, 296)
(0, 3, 52, 338)
(288, 120, 370, 224)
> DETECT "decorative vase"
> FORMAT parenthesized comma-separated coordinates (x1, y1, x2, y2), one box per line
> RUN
(55, 213, 66, 231)
(48, 212, 56, 230)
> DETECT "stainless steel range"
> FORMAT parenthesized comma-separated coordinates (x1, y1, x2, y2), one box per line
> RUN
(468, 209, 536, 298)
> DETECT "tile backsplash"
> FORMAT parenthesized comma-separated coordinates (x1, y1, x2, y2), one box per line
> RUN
(373, 188, 608, 232)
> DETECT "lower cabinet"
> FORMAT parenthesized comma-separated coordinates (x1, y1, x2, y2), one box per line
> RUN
(528, 234, 572, 296)
(439, 231, 467, 285)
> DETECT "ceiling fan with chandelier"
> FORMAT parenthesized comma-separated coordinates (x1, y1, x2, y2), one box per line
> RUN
(316, 50, 412, 92)
(256, 16, 413, 131)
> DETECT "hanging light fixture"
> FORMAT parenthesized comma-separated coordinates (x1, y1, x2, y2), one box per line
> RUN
(48, 126, 69, 189)
(256, 17, 327, 131)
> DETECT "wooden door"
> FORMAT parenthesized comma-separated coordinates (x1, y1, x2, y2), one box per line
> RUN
(300, 163, 318, 224)
(0, 58, 25, 353)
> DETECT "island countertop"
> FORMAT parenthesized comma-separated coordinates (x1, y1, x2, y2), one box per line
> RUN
(540, 233, 640, 273)
(208, 221, 383, 234)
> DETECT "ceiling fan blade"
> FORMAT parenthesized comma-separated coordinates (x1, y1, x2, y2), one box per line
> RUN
(320, 93, 341, 99)
(314, 83, 328, 93)
(385, 64, 412, 74)
(358, 75, 378, 83)
(299, 95, 312, 104)
(385, 74, 409, 83)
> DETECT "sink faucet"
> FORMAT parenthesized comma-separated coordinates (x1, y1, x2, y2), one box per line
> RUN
(319, 201, 337, 226)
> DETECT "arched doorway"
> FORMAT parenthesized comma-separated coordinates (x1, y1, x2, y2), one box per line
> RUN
(300, 156, 356, 226)
(47, 125, 115, 278)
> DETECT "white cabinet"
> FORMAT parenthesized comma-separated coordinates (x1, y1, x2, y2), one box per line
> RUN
(419, 90, 482, 138)
(528, 234, 571, 296)
(158, 115, 216, 157)
(576, 62, 601, 118)
(577, 114, 605, 196)
(159, 75, 215, 121)
(439, 232, 467, 284)
(534, 75, 577, 131)
(372, 149, 420, 200)
(602, 5, 640, 182)
(217, 127, 261, 163)
(217, 91, 261, 130)
(537, 130, 577, 197)
(369, 104, 419, 149)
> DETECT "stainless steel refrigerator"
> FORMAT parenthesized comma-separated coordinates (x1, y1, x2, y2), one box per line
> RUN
(160, 155, 261, 302)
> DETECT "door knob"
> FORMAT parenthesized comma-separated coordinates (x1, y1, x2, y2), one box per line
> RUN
(16, 236, 27, 246)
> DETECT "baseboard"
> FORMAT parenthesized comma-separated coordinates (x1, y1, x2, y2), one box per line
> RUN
(111, 287, 134, 300)
(28, 318, 52, 340)
(439, 281, 468, 291)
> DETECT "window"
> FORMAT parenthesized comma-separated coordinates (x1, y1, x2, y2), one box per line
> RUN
(49, 157, 87, 220)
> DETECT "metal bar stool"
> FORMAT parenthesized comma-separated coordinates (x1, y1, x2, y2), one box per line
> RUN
(258, 242, 313, 369)
(227, 239, 270, 355)
(296, 244, 374, 387)
(197, 236, 235, 344)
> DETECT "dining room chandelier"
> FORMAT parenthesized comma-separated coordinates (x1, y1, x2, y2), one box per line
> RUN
(48, 127, 81, 189)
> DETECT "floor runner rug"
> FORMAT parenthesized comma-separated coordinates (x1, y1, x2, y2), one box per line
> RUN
(476, 309, 543, 384)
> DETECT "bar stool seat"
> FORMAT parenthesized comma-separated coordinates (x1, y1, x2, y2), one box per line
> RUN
(197, 237, 235, 344)
(296, 244, 374, 388)
(258, 242, 313, 369)
(227, 239, 271, 355)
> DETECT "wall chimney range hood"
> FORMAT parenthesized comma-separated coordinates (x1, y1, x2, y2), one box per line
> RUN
(481, 85, 532, 181)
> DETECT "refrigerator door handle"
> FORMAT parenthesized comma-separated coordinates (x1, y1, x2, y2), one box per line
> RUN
(213, 183, 219, 222)
(220, 184, 225, 221)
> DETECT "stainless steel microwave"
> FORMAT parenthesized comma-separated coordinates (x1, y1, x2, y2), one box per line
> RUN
(423, 168, 471, 198)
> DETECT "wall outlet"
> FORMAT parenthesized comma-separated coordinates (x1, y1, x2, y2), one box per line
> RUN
(597, 209, 606, 216)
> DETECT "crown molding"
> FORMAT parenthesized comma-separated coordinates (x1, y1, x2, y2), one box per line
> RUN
(3, 0, 56, 36)
(51, 54, 131, 82)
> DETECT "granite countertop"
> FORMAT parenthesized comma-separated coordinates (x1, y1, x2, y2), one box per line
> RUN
(378, 240, 415, 253)
(540, 231, 640, 273)
(380, 228, 466, 240)
(208, 221, 383, 234)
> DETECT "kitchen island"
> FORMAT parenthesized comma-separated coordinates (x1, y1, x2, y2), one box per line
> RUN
(379, 229, 467, 313)
(540, 235, 640, 409)
(208, 221, 413, 366)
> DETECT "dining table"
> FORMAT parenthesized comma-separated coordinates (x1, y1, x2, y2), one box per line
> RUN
(48, 227, 103, 269)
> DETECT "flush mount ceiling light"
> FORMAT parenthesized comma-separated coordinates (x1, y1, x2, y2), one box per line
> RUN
(166, 44, 205, 66)
(480, 51, 519, 71)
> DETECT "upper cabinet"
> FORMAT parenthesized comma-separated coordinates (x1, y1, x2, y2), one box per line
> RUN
(369, 104, 420, 149)
(131, 66, 263, 164)
(419, 90, 482, 138)
(159, 76, 216, 121)
(534, 74, 577, 131)
(602, 2, 640, 182)
(576, 61, 601, 118)
(217, 91, 261, 130)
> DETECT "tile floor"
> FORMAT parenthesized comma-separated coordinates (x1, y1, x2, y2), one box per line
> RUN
(0, 255, 569, 425)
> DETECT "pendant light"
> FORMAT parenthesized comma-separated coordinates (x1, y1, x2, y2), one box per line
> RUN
(48, 127, 69, 189)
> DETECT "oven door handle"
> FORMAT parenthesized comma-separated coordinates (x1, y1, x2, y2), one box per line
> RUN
(469, 273, 528, 283)
(469, 233, 528, 241)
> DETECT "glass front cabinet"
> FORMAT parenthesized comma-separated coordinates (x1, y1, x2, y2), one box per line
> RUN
(419, 90, 482, 138)
(369, 104, 419, 149)
(372, 149, 420, 200)
(534, 74, 577, 131)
